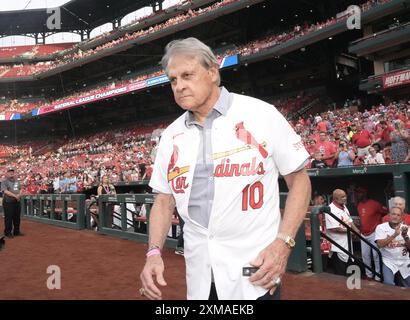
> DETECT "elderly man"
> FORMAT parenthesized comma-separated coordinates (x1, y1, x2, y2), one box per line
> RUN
(382, 196, 410, 225)
(139, 38, 311, 300)
(375, 206, 410, 287)
(326, 189, 360, 276)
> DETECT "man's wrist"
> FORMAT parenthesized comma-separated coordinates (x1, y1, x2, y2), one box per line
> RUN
(276, 233, 296, 249)
(147, 244, 161, 256)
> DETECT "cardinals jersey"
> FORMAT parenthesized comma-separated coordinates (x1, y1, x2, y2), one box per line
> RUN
(375, 222, 410, 278)
(149, 90, 309, 300)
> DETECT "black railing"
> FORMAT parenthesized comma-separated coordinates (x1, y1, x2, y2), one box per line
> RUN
(310, 206, 384, 282)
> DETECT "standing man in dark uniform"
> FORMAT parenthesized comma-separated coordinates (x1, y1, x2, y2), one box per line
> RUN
(2, 168, 23, 238)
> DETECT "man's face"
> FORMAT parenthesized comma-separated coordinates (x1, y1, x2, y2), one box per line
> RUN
(389, 208, 403, 224)
(6, 171, 15, 180)
(319, 133, 326, 141)
(167, 54, 218, 112)
(356, 190, 367, 201)
(393, 199, 405, 212)
(335, 192, 347, 205)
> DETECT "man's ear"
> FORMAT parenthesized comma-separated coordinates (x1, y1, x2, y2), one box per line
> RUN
(209, 65, 219, 84)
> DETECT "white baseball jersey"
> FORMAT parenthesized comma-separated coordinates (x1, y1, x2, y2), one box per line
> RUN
(326, 202, 354, 262)
(149, 92, 309, 300)
(375, 222, 410, 278)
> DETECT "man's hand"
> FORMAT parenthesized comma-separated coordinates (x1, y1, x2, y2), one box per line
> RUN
(401, 226, 408, 238)
(139, 255, 167, 300)
(249, 239, 290, 295)
(393, 225, 401, 237)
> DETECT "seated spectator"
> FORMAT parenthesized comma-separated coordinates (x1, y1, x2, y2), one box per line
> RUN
(311, 151, 328, 169)
(375, 206, 410, 287)
(364, 146, 385, 165)
(59, 171, 77, 193)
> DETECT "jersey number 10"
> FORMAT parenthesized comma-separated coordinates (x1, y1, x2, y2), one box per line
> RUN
(242, 181, 264, 211)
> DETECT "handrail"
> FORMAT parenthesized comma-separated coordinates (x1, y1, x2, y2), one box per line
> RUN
(310, 205, 384, 281)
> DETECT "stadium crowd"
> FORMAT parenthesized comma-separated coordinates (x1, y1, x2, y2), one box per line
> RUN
(295, 99, 410, 168)
(0, 122, 169, 195)
(1, 96, 410, 195)
(0, 0, 391, 80)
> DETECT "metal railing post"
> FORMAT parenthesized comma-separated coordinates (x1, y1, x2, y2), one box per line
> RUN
(21, 196, 28, 216)
(62, 199, 68, 221)
(120, 202, 127, 231)
(50, 197, 55, 220)
(310, 206, 324, 273)
(77, 194, 85, 229)
(98, 197, 106, 228)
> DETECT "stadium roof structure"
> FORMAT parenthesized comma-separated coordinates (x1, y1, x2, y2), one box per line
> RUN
(0, 0, 159, 39)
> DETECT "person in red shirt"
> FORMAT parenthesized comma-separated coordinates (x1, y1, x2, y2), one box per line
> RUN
(374, 120, 393, 148)
(352, 123, 373, 158)
(26, 183, 39, 195)
(317, 120, 327, 133)
(316, 132, 337, 167)
(397, 111, 407, 122)
(143, 162, 153, 181)
(382, 196, 410, 225)
(356, 186, 388, 281)
(306, 139, 317, 158)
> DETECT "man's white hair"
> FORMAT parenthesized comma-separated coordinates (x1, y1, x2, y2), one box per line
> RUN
(393, 196, 406, 204)
(161, 37, 221, 86)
